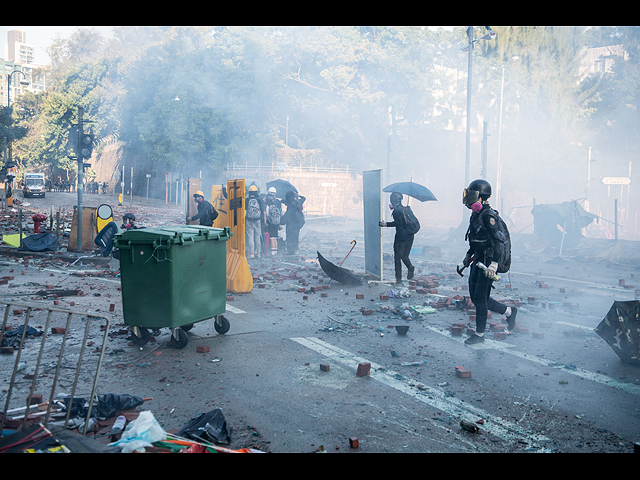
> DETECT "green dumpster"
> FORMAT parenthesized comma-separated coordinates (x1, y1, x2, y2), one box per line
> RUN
(113, 225, 232, 349)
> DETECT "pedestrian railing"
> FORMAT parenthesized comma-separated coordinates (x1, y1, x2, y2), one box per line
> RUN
(225, 162, 351, 174)
(0, 301, 111, 436)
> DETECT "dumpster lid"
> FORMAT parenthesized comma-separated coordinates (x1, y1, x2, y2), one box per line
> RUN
(114, 225, 230, 244)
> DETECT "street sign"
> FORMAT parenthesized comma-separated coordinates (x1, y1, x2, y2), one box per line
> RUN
(601, 177, 631, 185)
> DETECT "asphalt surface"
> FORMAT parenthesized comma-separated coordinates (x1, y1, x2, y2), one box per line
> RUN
(1, 190, 639, 453)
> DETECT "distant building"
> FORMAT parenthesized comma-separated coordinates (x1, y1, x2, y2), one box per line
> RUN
(1, 29, 47, 106)
(579, 44, 628, 80)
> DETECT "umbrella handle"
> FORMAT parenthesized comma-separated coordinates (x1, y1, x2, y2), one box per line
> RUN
(339, 240, 357, 267)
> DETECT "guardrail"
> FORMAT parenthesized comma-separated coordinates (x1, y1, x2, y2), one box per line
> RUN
(225, 163, 351, 173)
(0, 302, 111, 436)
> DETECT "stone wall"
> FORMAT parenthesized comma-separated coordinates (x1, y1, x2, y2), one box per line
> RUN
(221, 169, 364, 219)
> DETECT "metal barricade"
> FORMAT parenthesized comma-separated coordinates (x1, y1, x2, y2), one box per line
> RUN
(0, 301, 111, 435)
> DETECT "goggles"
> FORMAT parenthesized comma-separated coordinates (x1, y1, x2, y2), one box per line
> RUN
(462, 188, 480, 207)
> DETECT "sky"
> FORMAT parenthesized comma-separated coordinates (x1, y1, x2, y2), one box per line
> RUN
(0, 26, 117, 65)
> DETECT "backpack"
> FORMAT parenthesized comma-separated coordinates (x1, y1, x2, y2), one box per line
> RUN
(246, 196, 261, 220)
(401, 206, 420, 235)
(265, 198, 281, 225)
(469, 208, 511, 273)
(492, 211, 512, 273)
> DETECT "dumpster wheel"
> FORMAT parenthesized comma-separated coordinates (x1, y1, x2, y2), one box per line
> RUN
(169, 328, 189, 349)
(214, 315, 230, 334)
(130, 327, 150, 347)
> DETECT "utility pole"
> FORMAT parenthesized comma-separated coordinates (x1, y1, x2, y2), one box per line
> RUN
(77, 106, 84, 252)
(481, 121, 488, 180)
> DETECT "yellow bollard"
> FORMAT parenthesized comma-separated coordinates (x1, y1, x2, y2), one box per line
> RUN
(225, 179, 253, 293)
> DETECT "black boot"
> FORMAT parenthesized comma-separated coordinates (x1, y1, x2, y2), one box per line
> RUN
(407, 266, 415, 280)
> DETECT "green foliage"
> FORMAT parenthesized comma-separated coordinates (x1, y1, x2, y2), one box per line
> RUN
(7, 25, 640, 202)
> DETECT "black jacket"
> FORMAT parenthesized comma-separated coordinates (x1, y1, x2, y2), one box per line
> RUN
(465, 204, 504, 264)
(387, 206, 414, 241)
(192, 199, 218, 227)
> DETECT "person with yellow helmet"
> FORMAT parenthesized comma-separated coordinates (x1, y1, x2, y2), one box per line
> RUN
(245, 184, 265, 258)
(188, 190, 218, 227)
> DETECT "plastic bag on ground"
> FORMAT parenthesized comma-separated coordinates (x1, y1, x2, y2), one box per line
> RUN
(178, 409, 231, 444)
(108, 411, 166, 453)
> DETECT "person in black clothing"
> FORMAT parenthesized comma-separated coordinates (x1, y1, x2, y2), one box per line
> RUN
(283, 190, 305, 255)
(378, 192, 415, 285)
(188, 190, 218, 227)
(462, 179, 517, 345)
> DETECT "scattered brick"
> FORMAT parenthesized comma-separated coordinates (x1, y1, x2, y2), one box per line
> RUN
(196, 346, 210, 353)
(349, 437, 359, 448)
(320, 364, 330, 372)
(356, 362, 371, 377)
(455, 366, 472, 378)
(51, 327, 65, 334)
(356, 294, 364, 299)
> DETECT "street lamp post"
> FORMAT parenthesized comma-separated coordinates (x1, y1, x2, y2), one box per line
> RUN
(495, 56, 519, 209)
(5, 69, 29, 165)
(461, 27, 496, 188)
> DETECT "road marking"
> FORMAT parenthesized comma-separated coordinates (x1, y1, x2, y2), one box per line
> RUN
(225, 304, 245, 314)
(423, 325, 640, 396)
(291, 336, 551, 451)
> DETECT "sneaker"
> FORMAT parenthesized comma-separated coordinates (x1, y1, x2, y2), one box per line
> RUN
(407, 266, 415, 280)
(506, 307, 518, 331)
(464, 334, 485, 345)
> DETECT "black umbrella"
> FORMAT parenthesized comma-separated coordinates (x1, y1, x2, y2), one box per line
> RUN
(317, 251, 362, 286)
(595, 300, 640, 366)
(266, 179, 298, 199)
(383, 181, 437, 202)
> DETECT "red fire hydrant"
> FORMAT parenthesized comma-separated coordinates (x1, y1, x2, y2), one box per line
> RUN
(32, 214, 47, 233)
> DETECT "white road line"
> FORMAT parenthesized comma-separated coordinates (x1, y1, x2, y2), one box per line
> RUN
(291, 336, 551, 451)
(423, 325, 640, 396)
(225, 304, 246, 314)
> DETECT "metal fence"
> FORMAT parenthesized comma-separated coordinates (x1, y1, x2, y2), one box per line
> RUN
(225, 162, 351, 174)
(0, 301, 111, 436)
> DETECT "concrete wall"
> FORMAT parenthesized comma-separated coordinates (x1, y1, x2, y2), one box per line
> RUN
(221, 169, 364, 219)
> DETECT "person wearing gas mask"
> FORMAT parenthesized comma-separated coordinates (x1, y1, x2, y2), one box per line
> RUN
(461, 179, 516, 345)
(188, 190, 218, 227)
(379, 192, 415, 285)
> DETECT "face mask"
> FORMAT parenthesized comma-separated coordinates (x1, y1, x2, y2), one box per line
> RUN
(471, 202, 483, 213)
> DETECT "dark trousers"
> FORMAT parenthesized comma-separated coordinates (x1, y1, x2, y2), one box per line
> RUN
(393, 237, 414, 281)
(468, 262, 507, 333)
(286, 225, 300, 254)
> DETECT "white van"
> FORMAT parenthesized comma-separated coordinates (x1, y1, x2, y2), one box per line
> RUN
(23, 173, 46, 198)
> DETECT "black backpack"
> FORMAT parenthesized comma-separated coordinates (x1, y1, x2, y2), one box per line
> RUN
(465, 208, 511, 273)
(484, 209, 511, 273)
(402, 206, 420, 235)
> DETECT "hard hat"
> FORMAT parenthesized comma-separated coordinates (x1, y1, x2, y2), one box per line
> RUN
(390, 192, 403, 205)
(249, 185, 258, 192)
(194, 190, 204, 197)
(268, 187, 277, 194)
(463, 179, 492, 207)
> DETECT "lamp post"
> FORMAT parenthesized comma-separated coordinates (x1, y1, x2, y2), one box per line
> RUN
(461, 27, 496, 188)
(495, 56, 519, 209)
(5, 69, 30, 165)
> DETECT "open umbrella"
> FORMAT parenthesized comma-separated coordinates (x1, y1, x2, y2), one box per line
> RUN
(266, 179, 298, 199)
(383, 181, 437, 202)
(317, 251, 362, 286)
(595, 300, 640, 366)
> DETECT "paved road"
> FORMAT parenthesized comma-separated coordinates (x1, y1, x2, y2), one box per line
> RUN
(1, 193, 638, 452)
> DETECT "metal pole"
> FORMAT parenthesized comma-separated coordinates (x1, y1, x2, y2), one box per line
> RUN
(465, 26, 473, 187)
(615, 198, 619, 240)
(77, 107, 84, 252)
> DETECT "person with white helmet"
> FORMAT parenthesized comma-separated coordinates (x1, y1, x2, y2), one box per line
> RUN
(245, 184, 265, 258)
(264, 187, 282, 256)
(188, 190, 218, 227)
